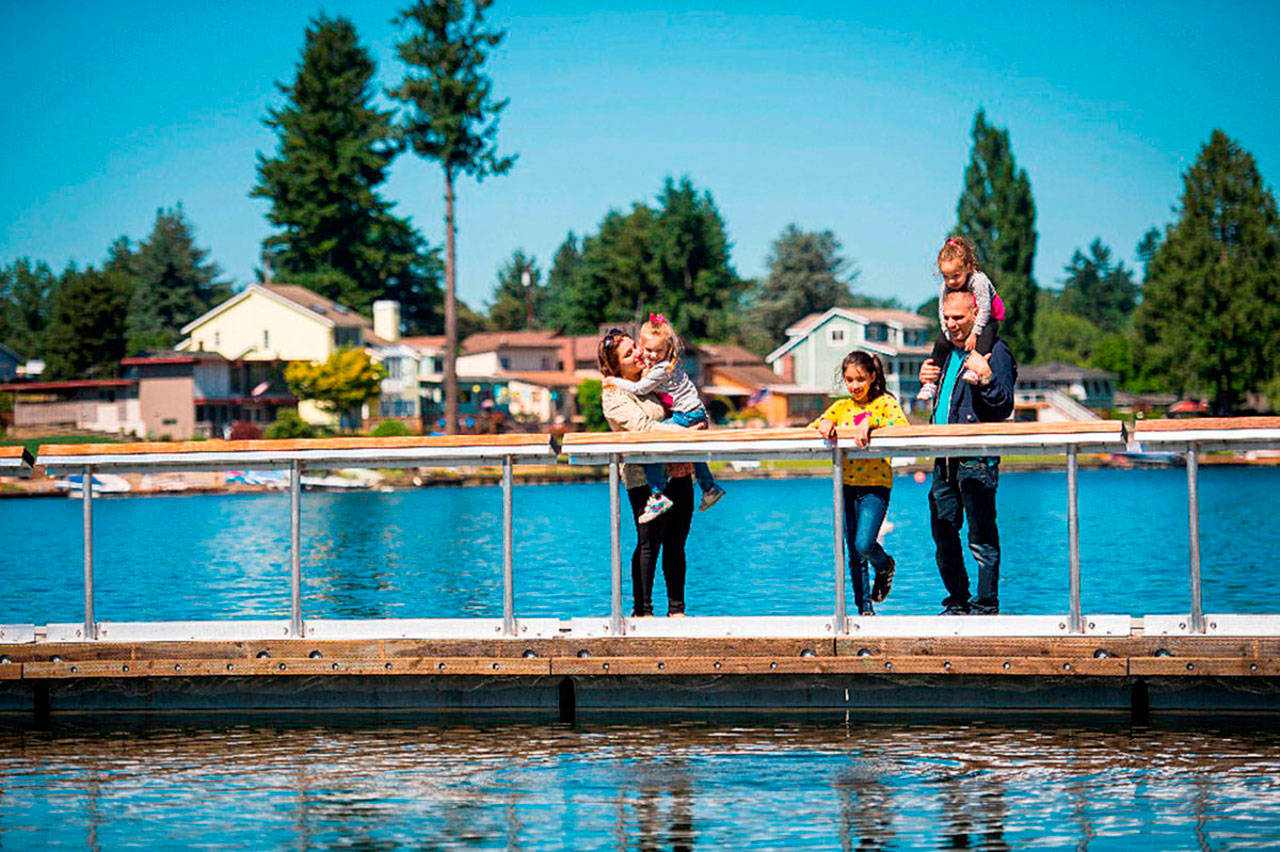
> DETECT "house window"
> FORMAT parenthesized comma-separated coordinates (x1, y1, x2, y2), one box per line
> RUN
(386, 358, 402, 379)
(827, 327, 846, 345)
(865, 323, 888, 343)
(214, 331, 220, 347)
(500, 356, 510, 370)
(334, 327, 362, 347)
(541, 357, 551, 370)
(263, 330, 269, 349)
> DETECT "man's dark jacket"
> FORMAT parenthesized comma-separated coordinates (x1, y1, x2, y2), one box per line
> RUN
(933, 339, 1018, 425)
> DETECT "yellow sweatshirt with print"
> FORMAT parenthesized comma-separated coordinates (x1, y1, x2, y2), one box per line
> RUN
(810, 394, 909, 488)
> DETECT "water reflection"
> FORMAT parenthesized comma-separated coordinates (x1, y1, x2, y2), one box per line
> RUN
(4, 719, 1280, 848)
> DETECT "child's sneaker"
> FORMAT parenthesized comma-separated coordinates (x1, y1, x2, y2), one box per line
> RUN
(871, 556, 895, 604)
(916, 383, 937, 401)
(698, 485, 725, 512)
(638, 494, 674, 524)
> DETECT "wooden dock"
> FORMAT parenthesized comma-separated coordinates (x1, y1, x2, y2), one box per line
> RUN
(3, 629, 1279, 720)
(4, 417, 1280, 720)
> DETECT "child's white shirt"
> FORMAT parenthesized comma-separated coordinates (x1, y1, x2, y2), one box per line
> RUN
(608, 360, 704, 413)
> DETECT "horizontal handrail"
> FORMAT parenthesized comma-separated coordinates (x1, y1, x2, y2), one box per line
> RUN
(1133, 416, 1280, 452)
(0, 446, 34, 476)
(37, 433, 560, 474)
(562, 421, 1129, 464)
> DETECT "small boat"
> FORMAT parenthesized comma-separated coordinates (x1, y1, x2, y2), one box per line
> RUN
(55, 473, 132, 496)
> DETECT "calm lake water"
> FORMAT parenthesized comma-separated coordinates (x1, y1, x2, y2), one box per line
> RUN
(3, 466, 1280, 848)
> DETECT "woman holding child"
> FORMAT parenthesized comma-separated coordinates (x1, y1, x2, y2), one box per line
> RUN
(597, 318, 717, 618)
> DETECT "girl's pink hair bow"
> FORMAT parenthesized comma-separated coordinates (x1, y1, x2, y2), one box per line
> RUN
(648, 312, 668, 325)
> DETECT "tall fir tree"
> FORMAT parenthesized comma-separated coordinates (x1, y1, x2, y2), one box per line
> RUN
(125, 205, 230, 353)
(253, 14, 438, 322)
(0, 258, 58, 359)
(388, 0, 515, 434)
(955, 109, 1038, 361)
(753, 224, 859, 347)
(488, 250, 543, 330)
(1135, 130, 1280, 413)
(43, 264, 131, 379)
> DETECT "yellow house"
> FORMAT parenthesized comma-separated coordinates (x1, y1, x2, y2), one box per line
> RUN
(177, 283, 388, 425)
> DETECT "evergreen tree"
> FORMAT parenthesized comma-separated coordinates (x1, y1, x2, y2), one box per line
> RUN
(125, 205, 230, 353)
(488, 250, 543, 330)
(541, 232, 582, 331)
(253, 15, 436, 317)
(1059, 238, 1139, 332)
(1135, 130, 1280, 413)
(43, 264, 131, 379)
(754, 224, 859, 347)
(955, 109, 1038, 361)
(0, 258, 58, 359)
(550, 178, 744, 337)
(389, 0, 515, 434)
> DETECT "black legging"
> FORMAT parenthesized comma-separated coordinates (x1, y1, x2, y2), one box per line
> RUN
(627, 475, 694, 616)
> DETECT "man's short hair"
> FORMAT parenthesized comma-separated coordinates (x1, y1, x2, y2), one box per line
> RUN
(942, 288, 977, 307)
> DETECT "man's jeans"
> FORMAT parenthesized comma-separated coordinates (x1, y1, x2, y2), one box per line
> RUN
(929, 457, 1000, 612)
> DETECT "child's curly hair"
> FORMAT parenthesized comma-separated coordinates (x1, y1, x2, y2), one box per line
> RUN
(938, 235, 981, 277)
(639, 312, 681, 372)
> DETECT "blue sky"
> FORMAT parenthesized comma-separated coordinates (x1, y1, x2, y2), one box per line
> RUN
(2, 1, 1278, 313)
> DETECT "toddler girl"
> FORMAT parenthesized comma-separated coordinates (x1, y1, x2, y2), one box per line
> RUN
(918, 235, 1005, 400)
(602, 313, 725, 523)
(812, 351, 908, 615)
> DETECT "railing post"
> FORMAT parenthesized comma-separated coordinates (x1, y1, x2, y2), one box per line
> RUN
(82, 465, 97, 640)
(1186, 445, 1204, 634)
(833, 446, 847, 634)
(609, 454, 624, 636)
(289, 459, 303, 638)
(501, 454, 515, 637)
(1066, 447, 1082, 633)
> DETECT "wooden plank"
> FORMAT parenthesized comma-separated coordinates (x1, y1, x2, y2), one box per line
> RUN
(549, 655, 1128, 677)
(21, 656, 551, 679)
(0, 663, 22, 681)
(562, 421, 1124, 447)
(1129, 657, 1280, 676)
(38, 433, 553, 459)
(1135, 417, 1280, 433)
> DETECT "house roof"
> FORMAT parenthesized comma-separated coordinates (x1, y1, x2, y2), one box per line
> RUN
(180, 282, 374, 335)
(1019, 362, 1115, 382)
(708, 364, 785, 390)
(121, 351, 228, 366)
(462, 330, 563, 354)
(695, 342, 765, 366)
(261, 284, 372, 328)
(0, 379, 136, 392)
(400, 335, 447, 353)
(768, 307, 933, 364)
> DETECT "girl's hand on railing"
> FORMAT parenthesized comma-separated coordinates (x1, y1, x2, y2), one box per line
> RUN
(852, 419, 872, 449)
(816, 419, 837, 441)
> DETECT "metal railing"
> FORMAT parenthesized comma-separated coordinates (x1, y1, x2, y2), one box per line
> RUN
(8, 416, 1280, 643)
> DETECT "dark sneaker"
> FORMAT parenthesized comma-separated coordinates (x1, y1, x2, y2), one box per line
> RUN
(858, 606, 876, 616)
(939, 604, 970, 616)
(970, 603, 1000, 615)
(871, 556, 895, 603)
(698, 485, 725, 512)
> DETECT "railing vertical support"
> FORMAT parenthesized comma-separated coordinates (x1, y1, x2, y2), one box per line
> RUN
(289, 459, 303, 639)
(501, 454, 515, 637)
(833, 447, 847, 634)
(1187, 445, 1204, 634)
(82, 465, 97, 640)
(1066, 447, 1082, 633)
(609, 454, 624, 636)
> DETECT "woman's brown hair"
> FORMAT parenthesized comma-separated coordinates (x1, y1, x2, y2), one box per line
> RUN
(596, 328, 632, 377)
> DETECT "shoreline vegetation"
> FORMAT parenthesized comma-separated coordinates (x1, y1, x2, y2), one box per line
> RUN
(2, 452, 1275, 499)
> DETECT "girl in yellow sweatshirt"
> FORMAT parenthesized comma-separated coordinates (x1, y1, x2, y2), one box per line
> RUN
(811, 351, 909, 615)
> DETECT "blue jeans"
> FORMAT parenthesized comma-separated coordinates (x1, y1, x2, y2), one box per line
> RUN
(929, 457, 1000, 612)
(644, 409, 717, 495)
(843, 485, 892, 614)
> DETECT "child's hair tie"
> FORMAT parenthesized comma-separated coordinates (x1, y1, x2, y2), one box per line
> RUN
(648, 312, 668, 325)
